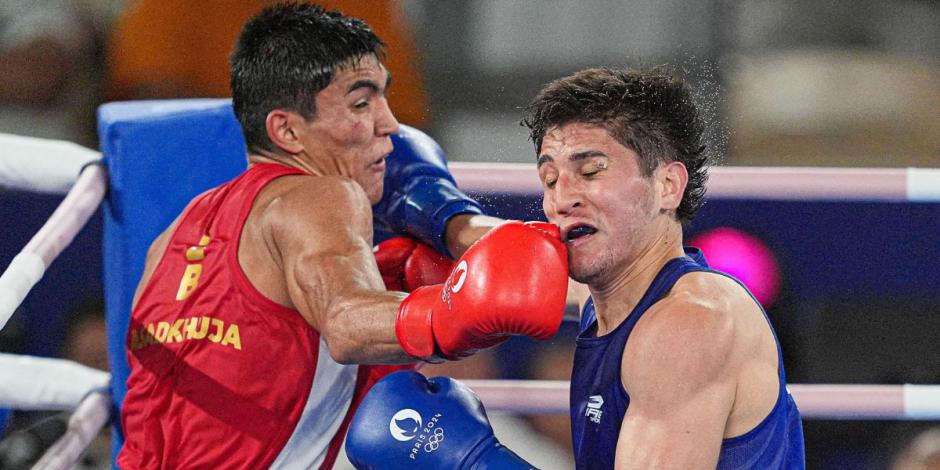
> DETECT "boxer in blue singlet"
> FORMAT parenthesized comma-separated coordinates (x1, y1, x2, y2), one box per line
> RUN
(345, 66, 804, 469)
(525, 66, 805, 469)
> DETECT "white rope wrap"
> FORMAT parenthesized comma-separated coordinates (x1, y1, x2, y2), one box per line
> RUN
(906, 168, 940, 202)
(904, 384, 940, 420)
(0, 354, 109, 410)
(0, 253, 44, 331)
(0, 163, 106, 333)
(0, 133, 100, 195)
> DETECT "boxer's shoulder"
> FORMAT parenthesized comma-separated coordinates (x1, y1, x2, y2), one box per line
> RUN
(261, 174, 373, 237)
(624, 279, 739, 386)
(658, 271, 769, 350)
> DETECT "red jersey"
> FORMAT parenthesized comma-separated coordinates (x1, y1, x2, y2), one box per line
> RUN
(119, 163, 383, 469)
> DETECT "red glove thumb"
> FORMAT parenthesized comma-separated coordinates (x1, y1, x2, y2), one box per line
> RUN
(523, 221, 561, 239)
(403, 243, 453, 291)
(373, 237, 417, 291)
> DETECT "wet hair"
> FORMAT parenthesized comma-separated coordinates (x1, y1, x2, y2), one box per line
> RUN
(521, 66, 709, 223)
(230, 2, 385, 154)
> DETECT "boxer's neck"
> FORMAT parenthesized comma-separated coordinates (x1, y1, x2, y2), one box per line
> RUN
(248, 153, 320, 176)
(589, 222, 684, 336)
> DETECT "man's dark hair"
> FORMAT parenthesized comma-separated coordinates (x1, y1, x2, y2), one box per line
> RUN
(521, 67, 709, 223)
(230, 2, 385, 154)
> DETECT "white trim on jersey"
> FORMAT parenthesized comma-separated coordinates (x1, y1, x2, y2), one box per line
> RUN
(270, 338, 358, 469)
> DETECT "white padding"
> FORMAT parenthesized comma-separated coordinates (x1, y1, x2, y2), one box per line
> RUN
(0, 133, 100, 195)
(0, 354, 110, 410)
(906, 168, 940, 202)
(0, 252, 46, 330)
(903, 384, 940, 419)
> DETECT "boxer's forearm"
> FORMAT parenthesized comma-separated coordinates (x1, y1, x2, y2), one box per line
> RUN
(320, 290, 416, 365)
(444, 213, 505, 258)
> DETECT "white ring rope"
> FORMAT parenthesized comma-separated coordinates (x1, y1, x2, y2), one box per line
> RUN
(0, 132, 937, 202)
(0, 133, 100, 195)
(449, 162, 940, 202)
(31, 391, 111, 470)
(0, 356, 937, 421)
(464, 380, 940, 420)
(0, 353, 109, 410)
(0, 162, 107, 332)
(4, 371, 936, 470)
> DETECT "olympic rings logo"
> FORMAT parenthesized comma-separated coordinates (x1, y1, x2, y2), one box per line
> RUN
(423, 427, 445, 452)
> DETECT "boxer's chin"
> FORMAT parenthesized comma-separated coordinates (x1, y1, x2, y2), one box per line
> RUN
(366, 180, 385, 205)
(568, 253, 604, 285)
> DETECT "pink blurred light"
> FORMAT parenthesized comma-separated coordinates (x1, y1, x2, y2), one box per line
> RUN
(688, 227, 781, 308)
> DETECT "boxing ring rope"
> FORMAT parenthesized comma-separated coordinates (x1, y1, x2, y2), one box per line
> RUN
(0, 161, 107, 331)
(0, 133, 100, 195)
(0, 354, 109, 411)
(0, 354, 111, 470)
(2, 134, 940, 468)
(3, 365, 940, 420)
(31, 391, 111, 470)
(464, 380, 940, 421)
(450, 162, 940, 202)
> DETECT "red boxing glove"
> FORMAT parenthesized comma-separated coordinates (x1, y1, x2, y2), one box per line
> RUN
(395, 221, 569, 361)
(374, 237, 454, 292)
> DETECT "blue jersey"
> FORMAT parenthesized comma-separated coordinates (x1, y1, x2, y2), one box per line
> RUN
(569, 248, 805, 469)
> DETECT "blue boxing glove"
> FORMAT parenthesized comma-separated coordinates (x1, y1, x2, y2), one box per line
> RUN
(373, 125, 484, 257)
(346, 370, 536, 470)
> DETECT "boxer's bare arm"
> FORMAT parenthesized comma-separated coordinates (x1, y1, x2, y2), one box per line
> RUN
(443, 213, 503, 258)
(266, 175, 413, 364)
(614, 288, 738, 469)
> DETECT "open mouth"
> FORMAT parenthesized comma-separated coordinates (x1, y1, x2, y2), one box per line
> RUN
(371, 144, 393, 169)
(564, 224, 598, 243)
(369, 155, 387, 170)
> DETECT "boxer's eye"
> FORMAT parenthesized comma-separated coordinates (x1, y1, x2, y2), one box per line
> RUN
(581, 159, 607, 178)
(540, 169, 558, 189)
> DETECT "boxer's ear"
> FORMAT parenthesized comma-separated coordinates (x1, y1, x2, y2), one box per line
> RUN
(265, 109, 303, 154)
(658, 161, 688, 212)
